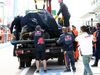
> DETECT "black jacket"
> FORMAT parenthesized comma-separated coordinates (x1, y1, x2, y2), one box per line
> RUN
(95, 28, 100, 57)
(10, 16, 23, 33)
(57, 2, 70, 18)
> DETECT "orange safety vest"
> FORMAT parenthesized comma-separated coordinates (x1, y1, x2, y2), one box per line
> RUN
(1, 30, 4, 42)
(3, 28, 5, 32)
(0, 30, 1, 36)
(0, 28, 5, 35)
(73, 29, 79, 59)
(93, 31, 97, 50)
(7, 28, 11, 41)
(73, 29, 78, 36)
(0, 18, 2, 23)
(7, 29, 10, 34)
(1, 30, 3, 34)
(93, 31, 96, 37)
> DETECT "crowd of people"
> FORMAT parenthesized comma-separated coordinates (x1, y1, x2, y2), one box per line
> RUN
(26, 23, 100, 74)
(0, 26, 11, 43)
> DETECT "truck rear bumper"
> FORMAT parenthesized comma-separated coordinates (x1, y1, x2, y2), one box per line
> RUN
(15, 47, 63, 55)
(11, 39, 58, 45)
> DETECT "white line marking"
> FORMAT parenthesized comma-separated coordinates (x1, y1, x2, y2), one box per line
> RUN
(33, 67, 76, 75)
(33, 69, 39, 75)
(33, 66, 42, 75)
(20, 67, 30, 75)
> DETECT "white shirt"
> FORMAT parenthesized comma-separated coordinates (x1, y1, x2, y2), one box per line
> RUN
(76, 32, 93, 55)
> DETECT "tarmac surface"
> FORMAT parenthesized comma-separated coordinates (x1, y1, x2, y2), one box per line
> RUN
(0, 42, 100, 75)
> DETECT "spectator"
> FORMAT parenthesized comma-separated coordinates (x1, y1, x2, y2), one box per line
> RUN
(92, 23, 100, 67)
(75, 25, 93, 75)
(57, 27, 76, 72)
(1, 27, 5, 43)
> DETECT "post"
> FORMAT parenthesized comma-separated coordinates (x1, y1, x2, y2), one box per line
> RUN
(13, 0, 18, 18)
(47, 0, 51, 14)
(91, 18, 93, 27)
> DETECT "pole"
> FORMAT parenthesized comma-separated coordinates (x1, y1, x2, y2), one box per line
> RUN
(3, 5, 4, 25)
(91, 18, 93, 27)
(34, 0, 38, 11)
(0, 2, 4, 25)
(43, 0, 45, 10)
(47, 0, 51, 14)
(13, 0, 18, 18)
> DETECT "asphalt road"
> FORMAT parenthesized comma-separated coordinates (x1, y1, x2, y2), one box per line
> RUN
(0, 42, 100, 75)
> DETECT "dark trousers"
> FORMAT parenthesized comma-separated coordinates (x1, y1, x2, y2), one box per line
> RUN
(94, 52, 99, 66)
(64, 51, 76, 70)
(16, 29, 20, 40)
(64, 16, 70, 27)
(13, 45, 16, 56)
(0, 36, 1, 40)
(92, 46, 96, 56)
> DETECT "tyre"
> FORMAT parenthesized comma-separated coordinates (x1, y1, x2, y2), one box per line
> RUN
(44, 32, 50, 39)
(19, 62, 25, 69)
(26, 61, 31, 67)
(26, 58, 32, 67)
(58, 54, 64, 65)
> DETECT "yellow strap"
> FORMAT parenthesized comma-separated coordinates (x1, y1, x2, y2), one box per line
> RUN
(55, 15, 59, 19)
(44, 2, 45, 5)
(36, 0, 44, 1)
(64, 51, 69, 69)
(36, 9, 38, 11)
(35, 3, 37, 5)
(59, 16, 63, 24)
(20, 32, 30, 38)
(60, 16, 63, 21)
(64, 57, 69, 69)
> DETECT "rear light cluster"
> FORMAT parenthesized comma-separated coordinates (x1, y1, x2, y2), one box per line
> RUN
(15, 50, 31, 54)
(15, 50, 24, 54)
(27, 50, 31, 53)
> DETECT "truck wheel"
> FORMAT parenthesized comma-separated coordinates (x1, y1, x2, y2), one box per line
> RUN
(26, 58, 32, 67)
(19, 62, 25, 69)
(58, 55, 64, 65)
(44, 32, 50, 39)
(26, 61, 31, 67)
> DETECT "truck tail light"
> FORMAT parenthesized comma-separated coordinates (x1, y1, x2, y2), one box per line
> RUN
(15, 51, 18, 54)
(15, 50, 24, 54)
(61, 49, 63, 52)
(27, 50, 30, 53)
(18, 51, 22, 54)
